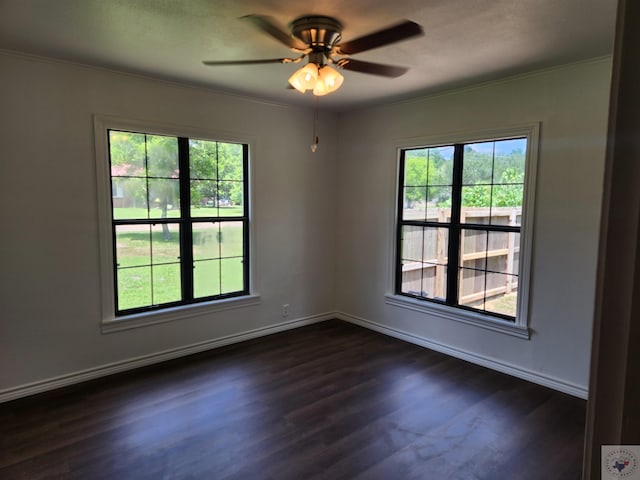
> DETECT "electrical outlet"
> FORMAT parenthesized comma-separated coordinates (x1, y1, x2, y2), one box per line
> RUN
(282, 304, 289, 317)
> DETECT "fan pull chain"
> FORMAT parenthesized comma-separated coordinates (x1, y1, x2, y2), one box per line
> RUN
(311, 96, 319, 153)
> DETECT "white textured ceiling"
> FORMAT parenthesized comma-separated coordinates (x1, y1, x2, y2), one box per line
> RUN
(0, 0, 618, 111)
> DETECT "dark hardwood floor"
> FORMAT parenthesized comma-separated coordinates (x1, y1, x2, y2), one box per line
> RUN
(0, 320, 586, 479)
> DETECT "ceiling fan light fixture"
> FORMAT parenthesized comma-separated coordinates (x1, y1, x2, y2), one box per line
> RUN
(312, 65, 344, 96)
(204, 15, 423, 100)
(288, 63, 319, 93)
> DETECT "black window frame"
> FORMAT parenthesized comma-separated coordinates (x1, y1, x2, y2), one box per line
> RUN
(108, 129, 250, 317)
(395, 137, 526, 322)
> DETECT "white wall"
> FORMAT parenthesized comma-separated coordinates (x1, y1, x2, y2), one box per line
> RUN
(335, 58, 612, 395)
(0, 52, 338, 393)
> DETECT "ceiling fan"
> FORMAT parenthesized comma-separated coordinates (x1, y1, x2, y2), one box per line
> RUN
(203, 15, 424, 96)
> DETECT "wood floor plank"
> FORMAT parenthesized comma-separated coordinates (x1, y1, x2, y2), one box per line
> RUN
(0, 320, 586, 479)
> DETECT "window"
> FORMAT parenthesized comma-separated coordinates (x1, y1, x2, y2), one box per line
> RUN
(395, 131, 536, 326)
(107, 129, 249, 316)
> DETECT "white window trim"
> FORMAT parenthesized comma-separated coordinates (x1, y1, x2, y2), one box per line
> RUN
(94, 114, 260, 332)
(387, 123, 540, 339)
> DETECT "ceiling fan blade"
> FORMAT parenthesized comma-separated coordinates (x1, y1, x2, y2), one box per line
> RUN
(335, 20, 423, 55)
(336, 58, 408, 78)
(203, 58, 291, 66)
(241, 15, 308, 51)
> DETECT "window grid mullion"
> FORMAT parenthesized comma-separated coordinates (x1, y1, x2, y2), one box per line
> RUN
(144, 135, 151, 219)
(395, 149, 408, 294)
(178, 137, 193, 303)
(215, 143, 222, 294)
(458, 223, 520, 233)
(242, 144, 250, 293)
(446, 143, 464, 305)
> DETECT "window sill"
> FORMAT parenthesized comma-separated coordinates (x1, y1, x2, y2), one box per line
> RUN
(101, 294, 262, 333)
(384, 294, 530, 339)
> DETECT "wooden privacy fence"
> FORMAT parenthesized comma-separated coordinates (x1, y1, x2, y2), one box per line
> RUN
(401, 207, 521, 306)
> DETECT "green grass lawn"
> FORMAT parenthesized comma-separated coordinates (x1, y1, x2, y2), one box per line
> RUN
(115, 224, 245, 311)
(482, 292, 518, 317)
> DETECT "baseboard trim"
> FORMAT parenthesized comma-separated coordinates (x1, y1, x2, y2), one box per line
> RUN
(336, 312, 589, 399)
(1, 311, 589, 403)
(0, 313, 333, 404)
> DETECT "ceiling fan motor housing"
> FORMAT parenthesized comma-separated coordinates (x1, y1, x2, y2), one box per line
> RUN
(290, 15, 343, 52)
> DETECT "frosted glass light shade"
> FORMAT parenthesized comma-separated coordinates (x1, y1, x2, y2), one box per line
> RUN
(288, 63, 319, 93)
(313, 65, 344, 96)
